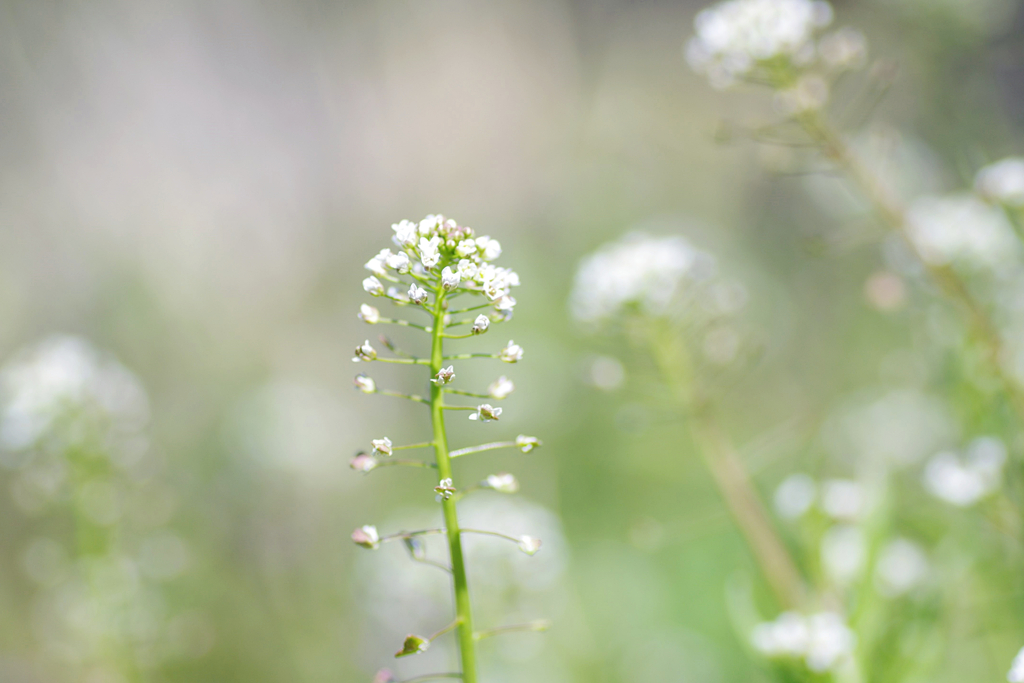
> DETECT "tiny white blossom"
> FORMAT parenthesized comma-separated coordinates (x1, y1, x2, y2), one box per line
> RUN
(976, 157, 1024, 207)
(353, 340, 377, 362)
(469, 404, 502, 422)
(419, 215, 443, 236)
(409, 284, 429, 305)
(875, 538, 929, 597)
(455, 239, 477, 257)
(386, 251, 411, 273)
(371, 437, 393, 457)
(431, 366, 455, 386)
(353, 374, 376, 393)
(419, 236, 442, 270)
(441, 266, 461, 291)
(493, 295, 516, 315)
(472, 314, 491, 335)
(484, 473, 519, 493)
(516, 434, 541, 452)
(752, 611, 855, 673)
(359, 304, 380, 324)
(365, 250, 389, 276)
(517, 535, 541, 555)
(392, 219, 419, 247)
(774, 473, 816, 520)
(476, 236, 502, 261)
(1008, 646, 1024, 683)
(434, 478, 456, 500)
(488, 376, 515, 399)
(457, 259, 479, 280)
(351, 525, 380, 549)
(820, 479, 864, 520)
(499, 341, 524, 363)
(363, 276, 384, 296)
(923, 436, 1006, 507)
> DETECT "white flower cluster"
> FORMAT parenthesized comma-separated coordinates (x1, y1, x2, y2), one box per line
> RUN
(1009, 646, 1024, 683)
(570, 232, 717, 324)
(0, 335, 150, 454)
(362, 214, 520, 318)
(905, 194, 1019, 270)
(686, 0, 865, 90)
(751, 611, 856, 673)
(975, 157, 1024, 207)
(923, 436, 1006, 507)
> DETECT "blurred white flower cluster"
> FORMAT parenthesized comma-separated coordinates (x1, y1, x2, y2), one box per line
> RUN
(976, 157, 1024, 208)
(923, 436, 1006, 507)
(363, 214, 520, 319)
(905, 194, 1019, 270)
(1009, 645, 1024, 683)
(751, 611, 855, 673)
(686, 0, 866, 100)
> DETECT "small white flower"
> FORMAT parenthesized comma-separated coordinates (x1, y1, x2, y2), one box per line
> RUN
(774, 473, 816, 520)
(431, 366, 455, 385)
(359, 304, 380, 324)
(484, 473, 519, 493)
(351, 525, 380, 549)
(488, 376, 515, 399)
(469, 404, 502, 422)
(923, 436, 1006, 507)
(371, 437, 393, 457)
(419, 215, 443, 236)
(363, 276, 384, 296)
(476, 236, 502, 261)
(1008, 646, 1024, 683)
(364, 250, 389, 276)
(386, 251, 411, 273)
(455, 239, 477, 257)
(517, 535, 541, 555)
(434, 478, 456, 500)
(419, 236, 442, 270)
(408, 284, 429, 305)
(875, 538, 929, 598)
(353, 374, 376, 393)
(392, 219, 419, 247)
(350, 454, 377, 472)
(457, 259, 479, 279)
(493, 295, 516, 313)
(516, 434, 541, 453)
(472, 314, 490, 335)
(441, 266, 461, 291)
(499, 340, 524, 363)
(820, 479, 864, 520)
(353, 340, 377, 362)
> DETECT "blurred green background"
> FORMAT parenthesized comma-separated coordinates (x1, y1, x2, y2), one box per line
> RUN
(1, 0, 1023, 681)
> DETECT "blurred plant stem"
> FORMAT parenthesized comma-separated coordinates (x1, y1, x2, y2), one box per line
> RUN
(649, 326, 807, 610)
(797, 110, 1024, 424)
(429, 290, 477, 683)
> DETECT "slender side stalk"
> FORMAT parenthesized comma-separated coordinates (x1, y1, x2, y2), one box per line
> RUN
(651, 331, 805, 609)
(429, 291, 478, 683)
(798, 111, 1024, 423)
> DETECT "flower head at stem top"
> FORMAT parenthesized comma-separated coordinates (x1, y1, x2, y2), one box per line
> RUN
(469, 404, 502, 422)
(431, 366, 455, 386)
(354, 341, 377, 362)
(435, 478, 456, 501)
(352, 525, 380, 549)
(499, 341, 524, 363)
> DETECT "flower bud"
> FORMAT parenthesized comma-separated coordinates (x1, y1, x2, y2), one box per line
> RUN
(488, 376, 514, 399)
(354, 374, 376, 393)
(371, 437, 393, 457)
(395, 634, 430, 657)
(517, 535, 542, 555)
(385, 251, 410, 273)
(409, 284, 429, 305)
(362, 276, 384, 296)
(499, 340, 524, 363)
(353, 341, 377, 362)
(484, 473, 519, 493)
(434, 478, 456, 500)
(372, 669, 397, 683)
(469, 404, 502, 422)
(359, 304, 380, 324)
(350, 453, 377, 472)
(351, 525, 380, 549)
(516, 435, 541, 453)
(472, 314, 490, 335)
(441, 266, 461, 291)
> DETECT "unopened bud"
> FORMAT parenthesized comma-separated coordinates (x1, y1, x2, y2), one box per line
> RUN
(351, 525, 380, 549)
(517, 535, 542, 556)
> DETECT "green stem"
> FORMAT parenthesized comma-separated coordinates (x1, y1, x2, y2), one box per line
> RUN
(430, 290, 478, 683)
